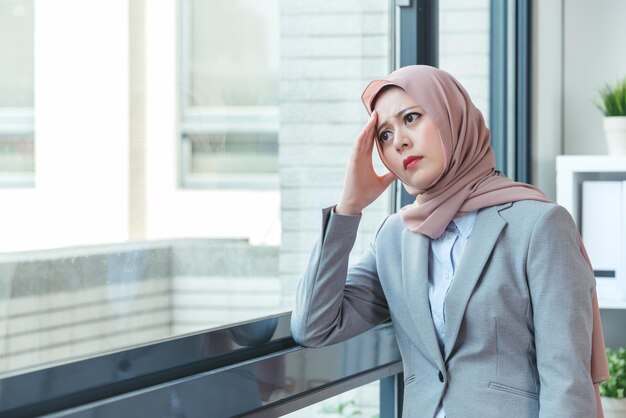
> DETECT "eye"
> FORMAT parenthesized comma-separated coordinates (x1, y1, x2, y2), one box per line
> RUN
(378, 130, 391, 143)
(404, 112, 421, 123)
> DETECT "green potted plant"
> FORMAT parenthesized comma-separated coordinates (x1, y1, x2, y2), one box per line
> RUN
(595, 77, 626, 154)
(319, 399, 379, 418)
(600, 347, 626, 417)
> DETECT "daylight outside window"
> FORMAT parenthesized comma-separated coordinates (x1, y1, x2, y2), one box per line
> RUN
(0, 0, 500, 416)
(0, 0, 34, 187)
(0, 1, 391, 394)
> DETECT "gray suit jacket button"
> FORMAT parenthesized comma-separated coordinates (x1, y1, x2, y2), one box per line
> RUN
(438, 371, 444, 382)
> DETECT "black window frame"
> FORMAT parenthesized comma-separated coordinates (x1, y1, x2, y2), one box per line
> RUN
(397, 0, 533, 209)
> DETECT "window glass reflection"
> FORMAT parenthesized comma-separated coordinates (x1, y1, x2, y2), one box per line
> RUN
(0, 1, 391, 387)
(0, 0, 33, 108)
(0, 0, 34, 182)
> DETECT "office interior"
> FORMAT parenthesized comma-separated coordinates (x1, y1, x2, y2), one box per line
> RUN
(0, 0, 625, 416)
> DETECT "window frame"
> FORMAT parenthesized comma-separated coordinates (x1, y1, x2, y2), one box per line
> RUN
(0, 0, 35, 188)
(397, 0, 533, 209)
(0, 107, 34, 187)
(177, 0, 280, 190)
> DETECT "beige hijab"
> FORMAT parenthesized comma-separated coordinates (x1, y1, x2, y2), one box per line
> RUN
(362, 65, 609, 414)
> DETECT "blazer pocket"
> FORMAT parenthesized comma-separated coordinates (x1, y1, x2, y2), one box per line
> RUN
(404, 375, 416, 386)
(488, 381, 539, 400)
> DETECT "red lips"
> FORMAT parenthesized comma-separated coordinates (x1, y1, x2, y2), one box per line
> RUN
(403, 155, 422, 169)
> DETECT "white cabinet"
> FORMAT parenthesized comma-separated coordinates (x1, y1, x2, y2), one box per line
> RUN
(556, 155, 626, 309)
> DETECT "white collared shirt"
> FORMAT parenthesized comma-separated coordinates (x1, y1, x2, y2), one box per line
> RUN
(429, 210, 478, 418)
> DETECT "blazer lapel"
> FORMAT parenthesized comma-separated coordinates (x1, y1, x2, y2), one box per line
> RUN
(443, 203, 510, 361)
(401, 228, 444, 370)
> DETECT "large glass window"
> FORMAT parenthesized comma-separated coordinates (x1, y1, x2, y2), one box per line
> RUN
(0, 0, 392, 381)
(0, 0, 34, 186)
(0, 1, 540, 416)
(180, 0, 280, 188)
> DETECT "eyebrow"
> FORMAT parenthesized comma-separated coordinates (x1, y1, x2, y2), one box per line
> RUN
(377, 106, 421, 134)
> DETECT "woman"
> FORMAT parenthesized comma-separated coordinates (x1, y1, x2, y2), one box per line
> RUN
(290, 65, 610, 417)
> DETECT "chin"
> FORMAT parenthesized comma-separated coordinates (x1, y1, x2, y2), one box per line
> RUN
(407, 176, 438, 191)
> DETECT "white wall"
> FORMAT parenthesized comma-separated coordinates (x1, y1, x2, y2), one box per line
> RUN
(532, 0, 563, 200)
(563, 0, 626, 155)
(532, 0, 626, 199)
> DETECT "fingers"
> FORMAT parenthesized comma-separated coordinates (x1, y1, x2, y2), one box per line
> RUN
(366, 110, 378, 137)
(355, 111, 378, 152)
(366, 111, 380, 152)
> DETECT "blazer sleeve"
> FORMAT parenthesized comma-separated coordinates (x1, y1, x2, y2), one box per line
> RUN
(526, 204, 597, 418)
(290, 204, 391, 347)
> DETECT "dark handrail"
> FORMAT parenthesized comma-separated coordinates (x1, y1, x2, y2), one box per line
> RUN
(0, 313, 292, 417)
(0, 313, 402, 418)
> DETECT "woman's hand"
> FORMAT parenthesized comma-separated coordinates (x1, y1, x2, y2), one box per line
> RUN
(335, 110, 397, 215)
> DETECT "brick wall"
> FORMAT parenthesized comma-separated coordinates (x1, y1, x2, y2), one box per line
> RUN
(278, 0, 393, 310)
(440, 0, 490, 124)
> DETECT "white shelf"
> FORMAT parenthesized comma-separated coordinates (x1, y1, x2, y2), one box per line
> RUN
(556, 155, 626, 227)
(556, 155, 626, 310)
(599, 299, 626, 309)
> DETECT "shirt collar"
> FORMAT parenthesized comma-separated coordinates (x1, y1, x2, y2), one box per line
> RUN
(450, 210, 478, 239)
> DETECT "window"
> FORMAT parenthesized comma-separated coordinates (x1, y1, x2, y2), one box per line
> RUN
(0, 0, 539, 416)
(0, 0, 34, 187)
(179, 0, 280, 188)
(0, 1, 392, 380)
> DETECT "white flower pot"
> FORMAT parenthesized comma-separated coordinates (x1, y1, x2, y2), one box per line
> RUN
(604, 116, 626, 155)
(601, 396, 626, 418)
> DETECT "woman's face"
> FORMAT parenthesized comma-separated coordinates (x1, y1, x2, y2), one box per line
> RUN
(374, 86, 445, 191)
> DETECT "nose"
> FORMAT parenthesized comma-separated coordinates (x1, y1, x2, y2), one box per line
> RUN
(394, 127, 412, 150)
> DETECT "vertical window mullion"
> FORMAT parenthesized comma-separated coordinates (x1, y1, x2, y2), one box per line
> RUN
(396, 0, 439, 211)
(515, 0, 532, 183)
(490, 0, 508, 176)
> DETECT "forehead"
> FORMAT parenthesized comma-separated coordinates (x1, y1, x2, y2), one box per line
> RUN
(372, 86, 419, 113)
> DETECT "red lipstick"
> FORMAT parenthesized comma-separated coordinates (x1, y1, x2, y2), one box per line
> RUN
(403, 155, 422, 169)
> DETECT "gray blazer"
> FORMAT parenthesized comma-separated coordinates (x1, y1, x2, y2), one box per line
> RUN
(291, 200, 597, 418)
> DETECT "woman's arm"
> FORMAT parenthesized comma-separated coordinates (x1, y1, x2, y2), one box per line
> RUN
(290, 205, 391, 347)
(291, 109, 395, 347)
(526, 204, 597, 417)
